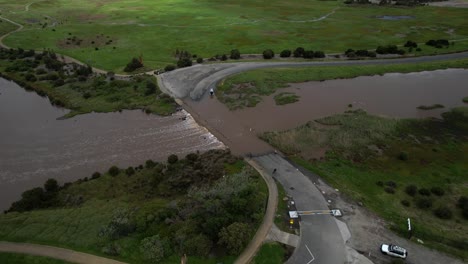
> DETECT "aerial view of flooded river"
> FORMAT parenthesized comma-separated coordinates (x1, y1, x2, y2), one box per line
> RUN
(1, 68, 467, 211)
(184, 69, 468, 155)
(0, 78, 224, 211)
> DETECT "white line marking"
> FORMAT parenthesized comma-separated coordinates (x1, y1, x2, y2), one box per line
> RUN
(305, 244, 315, 263)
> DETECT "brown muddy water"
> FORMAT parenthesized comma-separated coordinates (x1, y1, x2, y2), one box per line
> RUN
(183, 69, 468, 155)
(0, 78, 224, 211)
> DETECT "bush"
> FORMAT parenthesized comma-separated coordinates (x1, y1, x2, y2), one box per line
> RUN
(457, 196, 468, 209)
(108, 166, 120, 176)
(181, 234, 212, 256)
(44, 178, 59, 193)
(418, 188, 431, 196)
(262, 49, 275, 59)
(53, 78, 65, 87)
(405, 185, 418, 196)
(25, 73, 37, 82)
(196, 57, 203, 63)
(404, 40, 418, 48)
(384, 187, 395, 194)
(83, 92, 91, 99)
(434, 206, 452, 219)
(416, 198, 432, 209)
(167, 154, 178, 164)
(230, 49, 240, 60)
(280, 49, 291, 57)
(124, 57, 143, 72)
(221, 54, 228, 61)
(376, 181, 384, 187)
(125, 167, 135, 176)
(177, 58, 192, 68)
(314, 51, 325, 58)
(145, 159, 156, 168)
(218, 222, 251, 255)
(303, 50, 314, 59)
(293, 47, 305, 57)
(398, 151, 408, 161)
(401, 200, 410, 207)
(164, 64, 176, 71)
(385, 181, 397, 188)
(140, 235, 165, 262)
(430, 187, 445, 196)
(91, 172, 101, 179)
(145, 81, 157, 96)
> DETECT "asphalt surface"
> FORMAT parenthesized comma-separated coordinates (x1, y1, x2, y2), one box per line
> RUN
(160, 51, 468, 100)
(254, 154, 346, 264)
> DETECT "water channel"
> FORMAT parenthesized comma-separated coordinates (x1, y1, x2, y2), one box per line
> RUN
(1, 68, 467, 211)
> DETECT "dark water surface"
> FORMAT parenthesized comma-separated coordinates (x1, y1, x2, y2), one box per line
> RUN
(0, 78, 224, 211)
(184, 69, 468, 155)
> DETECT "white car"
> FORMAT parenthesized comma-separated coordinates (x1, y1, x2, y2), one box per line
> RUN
(380, 244, 407, 259)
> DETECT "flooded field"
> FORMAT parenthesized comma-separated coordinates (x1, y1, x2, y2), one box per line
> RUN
(0, 78, 224, 211)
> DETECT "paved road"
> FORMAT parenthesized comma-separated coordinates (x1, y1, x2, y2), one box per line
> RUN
(0, 241, 127, 264)
(160, 51, 468, 100)
(254, 154, 346, 264)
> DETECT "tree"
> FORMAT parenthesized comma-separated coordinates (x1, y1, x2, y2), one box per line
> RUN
(262, 49, 274, 59)
(280, 49, 291, 57)
(303, 50, 314, 59)
(181, 234, 212, 256)
(218, 222, 251, 254)
(124, 58, 143, 72)
(293, 47, 305, 57)
(108, 166, 120, 176)
(44, 178, 59, 193)
(140, 235, 165, 263)
(230, 49, 240, 60)
(168, 154, 178, 164)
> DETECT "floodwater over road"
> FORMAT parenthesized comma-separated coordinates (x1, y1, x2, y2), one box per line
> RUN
(183, 68, 468, 155)
(0, 78, 224, 211)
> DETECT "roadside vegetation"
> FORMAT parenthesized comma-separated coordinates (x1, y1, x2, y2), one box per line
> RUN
(0, 252, 72, 264)
(217, 58, 468, 110)
(0, 150, 268, 264)
(260, 107, 468, 259)
(0, 48, 177, 117)
(1, 0, 468, 71)
(251, 242, 291, 264)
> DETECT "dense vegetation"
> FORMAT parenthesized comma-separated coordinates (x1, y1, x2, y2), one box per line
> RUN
(216, 58, 468, 110)
(261, 107, 468, 259)
(0, 48, 177, 117)
(0, 150, 268, 264)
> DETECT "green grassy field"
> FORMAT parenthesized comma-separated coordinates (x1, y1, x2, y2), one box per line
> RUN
(0, 150, 268, 264)
(261, 107, 468, 259)
(0, 252, 72, 264)
(217, 58, 468, 109)
(1, 0, 468, 71)
(251, 242, 288, 264)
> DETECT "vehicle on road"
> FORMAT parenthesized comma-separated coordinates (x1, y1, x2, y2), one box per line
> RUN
(380, 244, 407, 259)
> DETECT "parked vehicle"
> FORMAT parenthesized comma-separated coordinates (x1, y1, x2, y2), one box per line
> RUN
(380, 244, 407, 259)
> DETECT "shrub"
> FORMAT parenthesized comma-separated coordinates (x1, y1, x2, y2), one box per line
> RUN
(303, 50, 314, 59)
(125, 167, 135, 176)
(376, 181, 384, 187)
(221, 54, 228, 61)
(262, 49, 275, 59)
(53, 78, 65, 87)
(35, 68, 47, 75)
(434, 206, 452, 219)
(401, 200, 410, 207)
(405, 185, 418, 196)
(314, 51, 325, 58)
(124, 57, 143, 72)
(418, 188, 431, 196)
(91, 172, 101, 179)
(164, 64, 176, 71)
(168, 154, 178, 164)
(83, 92, 91, 99)
(457, 196, 468, 209)
(293, 47, 304, 58)
(145, 159, 156, 169)
(230, 49, 240, 60)
(218, 222, 251, 255)
(196, 57, 203, 63)
(404, 40, 418, 48)
(25, 73, 37, 82)
(368, 51, 377, 57)
(44, 178, 59, 193)
(398, 151, 408, 161)
(384, 187, 395, 194)
(430, 187, 445, 196)
(177, 58, 192, 68)
(145, 81, 157, 96)
(355, 50, 369, 57)
(385, 181, 397, 188)
(140, 235, 165, 262)
(108, 166, 120, 176)
(280, 49, 291, 57)
(416, 198, 432, 209)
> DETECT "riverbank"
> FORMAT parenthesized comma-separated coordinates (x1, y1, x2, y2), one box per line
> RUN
(0, 48, 176, 118)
